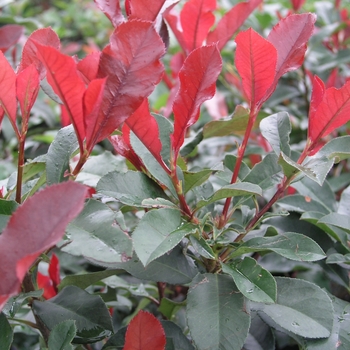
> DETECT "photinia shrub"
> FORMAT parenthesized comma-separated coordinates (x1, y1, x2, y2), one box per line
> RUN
(0, 0, 350, 349)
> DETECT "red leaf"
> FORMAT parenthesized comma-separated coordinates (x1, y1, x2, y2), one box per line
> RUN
(37, 273, 57, 299)
(0, 24, 24, 53)
(267, 13, 316, 81)
(172, 45, 222, 158)
(19, 28, 60, 79)
(0, 51, 17, 127)
(124, 310, 166, 350)
(35, 44, 86, 149)
(308, 77, 350, 143)
(125, 99, 167, 169)
(180, 0, 216, 53)
(94, 0, 124, 27)
(128, 0, 166, 21)
(86, 20, 165, 150)
(77, 51, 101, 83)
(291, 0, 306, 11)
(235, 29, 277, 109)
(16, 64, 40, 128)
(0, 182, 87, 312)
(207, 0, 262, 51)
(48, 253, 60, 287)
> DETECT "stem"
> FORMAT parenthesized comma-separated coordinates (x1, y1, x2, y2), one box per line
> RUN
(15, 136, 26, 203)
(71, 150, 89, 177)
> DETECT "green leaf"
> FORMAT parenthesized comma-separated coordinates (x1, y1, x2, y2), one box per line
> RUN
(62, 200, 133, 265)
(222, 257, 276, 303)
(102, 326, 126, 349)
(318, 213, 350, 233)
(161, 321, 195, 350)
(224, 154, 251, 180)
(48, 320, 76, 350)
(133, 208, 190, 266)
(203, 105, 250, 138)
(252, 277, 334, 338)
(196, 182, 262, 209)
(260, 112, 291, 156)
(277, 195, 330, 215)
(230, 232, 326, 261)
(97, 171, 167, 206)
(106, 246, 198, 284)
(316, 135, 350, 162)
(58, 269, 121, 292)
(189, 235, 216, 259)
(0, 199, 18, 232)
(183, 169, 212, 193)
(2, 290, 43, 317)
(337, 184, 350, 216)
(327, 253, 350, 265)
(154, 113, 173, 166)
(180, 131, 203, 157)
(159, 299, 185, 320)
(46, 125, 79, 185)
(187, 273, 250, 350)
(0, 312, 13, 350)
(33, 286, 113, 344)
(140, 198, 179, 210)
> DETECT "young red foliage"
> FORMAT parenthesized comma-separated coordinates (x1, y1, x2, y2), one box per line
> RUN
(235, 29, 277, 110)
(207, 0, 262, 51)
(171, 44, 222, 160)
(37, 253, 60, 299)
(0, 182, 87, 312)
(77, 51, 101, 84)
(127, 0, 167, 21)
(124, 310, 166, 350)
(94, 0, 124, 27)
(290, 0, 306, 11)
(0, 24, 24, 53)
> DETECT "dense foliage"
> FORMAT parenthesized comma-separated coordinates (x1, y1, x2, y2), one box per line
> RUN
(1, 0, 350, 349)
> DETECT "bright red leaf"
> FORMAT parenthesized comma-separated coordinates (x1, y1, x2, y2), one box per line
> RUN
(77, 51, 101, 83)
(180, 0, 216, 53)
(308, 77, 350, 145)
(37, 253, 60, 299)
(0, 182, 87, 312)
(172, 44, 222, 159)
(291, 0, 305, 11)
(235, 29, 277, 109)
(0, 24, 24, 53)
(128, 0, 166, 21)
(94, 0, 124, 27)
(207, 0, 262, 51)
(86, 20, 165, 150)
(124, 310, 166, 350)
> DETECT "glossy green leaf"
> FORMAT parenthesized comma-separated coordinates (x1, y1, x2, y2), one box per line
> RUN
(48, 320, 76, 350)
(189, 235, 215, 259)
(230, 232, 326, 261)
(33, 286, 113, 344)
(183, 169, 212, 193)
(318, 213, 350, 234)
(46, 125, 79, 185)
(101, 326, 126, 350)
(161, 321, 195, 350)
(277, 195, 330, 215)
(187, 273, 250, 350)
(224, 154, 251, 180)
(62, 200, 133, 265)
(327, 253, 350, 265)
(0, 312, 12, 350)
(260, 112, 291, 156)
(2, 290, 42, 318)
(337, 184, 350, 216)
(140, 198, 178, 210)
(97, 170, 167, 206)
(196, 182, 262, 209)
(0, 199, 18, 232)
(316, 135, 350, 162)
(159, 298, 185, 320)
(252, 277, 333, 338)
(222, 257, 276, 303)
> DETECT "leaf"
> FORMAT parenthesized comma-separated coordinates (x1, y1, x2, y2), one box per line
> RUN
(337, 184, 350, 216)
(222, 257, 277, 303)
(0, 199, 18, 232)
(196, 182, 262, 210)
(0, 312, 13, 350)
(252, 277, 333, 338)
(48, 320, 76, 350)
(277, 195, 330, 215)
(0, 182, 87, 312)
(35, 43, 86, 149)
(183, 169, 212, 193)
(171, 45, 222, 159)
(230, 232, 326, 261)
(317, 213, 350, 233)
(207, 0, 262, 51)
(94, 0, 124, 26)
(62, 200, 133, 265)
(127, 0, 169, 22)
(161, 320, 195, 350)
(235, 29, 277, 109)
(316, 135, 350, 162)
(89, 20, 165, 149)
(180, 0, 216, 53)
(308, 77, 350, 144)
(77, 51, 101, 83)
(124, 310, 166, 350)
(267, 14, 316, 82)
(0, 24, 24, 52)
(189, 235, 215, 259)
(33, 286, 113, 344)
(260, 112, 291, 157)
(187, 273, 250, 350)
(97, 170, 167, 206)
(46, 125, 79, 185)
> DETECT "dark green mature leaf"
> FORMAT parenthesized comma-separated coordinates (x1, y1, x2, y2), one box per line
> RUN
(230, 232, 326, 261)
(183, 169, 212, 193)
(318, 213, 350, 233)
(337, 184, 350, 216)
(106, 246, 198, 284)
(102, 326, 127, 349)
(252, 278, 333, 338)
(260, 112, 291, 156)
(327, 253, 350, 265)
(189, 235, 215, 259)
(62, 200, 133, 265)
(46, 125, 79, 184)
(187, 273, 250, 350)
(316, 135, 350, 162)
(48, 320, 76, 350)
(0, 199, 18, 232)
(97, 171, 167, 206)
(196, 182, 262, 209)
(222, 257, 276, 303)
(0, 312, 12, 350)
(159, 298, 185, 320)
(161, 321, 195, 350)
(277, 195, 330, 215)
(33, 286, 113, 344)
(2, 290, 42, 318)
